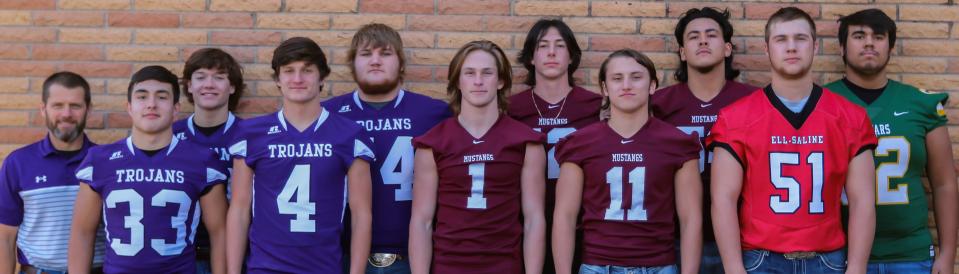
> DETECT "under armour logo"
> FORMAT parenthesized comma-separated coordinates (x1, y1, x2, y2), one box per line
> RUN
(35, 175, 46, 183)
(267, 126, 281, 135)
(109, 151, 124, 160)
(339, 105, 351, 113)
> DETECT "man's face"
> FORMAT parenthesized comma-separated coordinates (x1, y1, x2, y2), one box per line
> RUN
(842, 25, 891, 76)
(765, 19, 818, 80)
(531, 27, 572, 81)
(188, 68, 234, 111)
(127, 80, 179, 135)
(354, 44, 401, 95)
(680, 18, 731, 73)
(276, 61, 323, 104)
(41, 84, 88, 142)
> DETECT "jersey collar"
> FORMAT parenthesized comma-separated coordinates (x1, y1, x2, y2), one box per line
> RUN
(125, 135, 180, 156)
(764, 84, 823, 130)
(276, 107, 330, 132)
(186, 112, 237, 136)
(351, 89, 406, 110)
(39, 134, 94, 157)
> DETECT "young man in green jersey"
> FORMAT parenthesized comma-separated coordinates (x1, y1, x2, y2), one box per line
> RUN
(826, 9, 957, 274)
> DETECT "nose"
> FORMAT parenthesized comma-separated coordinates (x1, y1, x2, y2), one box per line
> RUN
(370, 52, 382, 65)
(698, 35, 708, 46)
(472, 74, 484, 86)
(547, 43, 557, 56)
(864, 35, 875, 46)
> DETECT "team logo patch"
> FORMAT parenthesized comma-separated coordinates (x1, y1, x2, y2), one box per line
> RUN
(937, 102, 946, 117)
(109, 151, 124, 160)
(175, 132, 187, 140)
(267, 125, 281, 135)
(35, 175, 46, 183)
(339, 105, 351, 113)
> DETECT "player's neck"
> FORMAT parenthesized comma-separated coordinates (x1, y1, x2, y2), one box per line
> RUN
(844, 68, 887, 90)
(686, 67, 726, 102)
(48, 132, 85, 151)
(608, 107, 649, 138)
(532, 76, 572, 104)
(282, 99, 324, 132)
(357, 85, 401, 103)
(770, 73, 814, 101)
(192, 106, 229, 127)
(457, 104, 500, 139)
(131, 128, 173, 151)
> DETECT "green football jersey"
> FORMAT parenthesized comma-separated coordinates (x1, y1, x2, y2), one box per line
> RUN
(828, 79, 949, 262)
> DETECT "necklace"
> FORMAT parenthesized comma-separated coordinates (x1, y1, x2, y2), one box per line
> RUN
(531, 88, 570, 119)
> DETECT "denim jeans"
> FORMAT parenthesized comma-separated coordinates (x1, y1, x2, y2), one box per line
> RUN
(743, 249, 846, 274)
(699, 241, 724, 274)
(579, 263, 677, 274)
(196, 260, 212, 274)
(365, 258, 411, 274)
(866, 259, 933, 274)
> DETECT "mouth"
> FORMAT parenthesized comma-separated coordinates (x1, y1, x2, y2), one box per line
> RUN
(860, 51, 879, 57)
(784, 57, 801, 64)
(142, 113, 161, 119)
(619, 92, 636, 97)
(469, 90, 489, 94)
(696, 49, 712, 55)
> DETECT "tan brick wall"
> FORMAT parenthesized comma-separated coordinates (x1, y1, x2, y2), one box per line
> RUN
(0, 0, 958, 269)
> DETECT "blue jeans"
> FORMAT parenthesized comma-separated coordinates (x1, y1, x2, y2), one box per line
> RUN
(743, 249, 846, 274)
(580, 263, 677, 274)
(866, 259, 933, 274)
(366, 258, 411, 274)
(20, 269, 65, 274)
(196, 260, 212, 274)
(699, 241, 724, 274)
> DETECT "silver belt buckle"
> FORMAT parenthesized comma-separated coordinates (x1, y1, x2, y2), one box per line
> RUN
(783, 251, 817, 260)
(369, 253, 399, 268)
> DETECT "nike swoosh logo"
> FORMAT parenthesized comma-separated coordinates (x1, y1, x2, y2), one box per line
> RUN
(893, 111, 909, 116)
(621, 139, 633, 144)
(547, 105, 560, 109)
(472, 140, 484, 144)
(700, 103, 712, 108)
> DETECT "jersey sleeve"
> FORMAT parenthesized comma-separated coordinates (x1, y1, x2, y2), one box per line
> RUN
(201, 150, 229, 195)
(75, 147, 100, 193)
(0, 156, 23, 226)
(677, 133, 702, 163)
(352, 132, 375, 164)
(849, 112, 879, 158)
(705, 111, 745, 167)
(228, 120, 254, 169)
(921, 92, 949, 132)
(555, 132, 586, 166)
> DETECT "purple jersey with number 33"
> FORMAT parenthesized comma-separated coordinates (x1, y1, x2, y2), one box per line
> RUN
(75, 137, 228, 274)
(229, 109, 374, 273)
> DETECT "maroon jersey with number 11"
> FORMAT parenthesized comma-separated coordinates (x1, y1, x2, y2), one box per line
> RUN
(556, 119, 700, 267)
(413, 115, 545, 274)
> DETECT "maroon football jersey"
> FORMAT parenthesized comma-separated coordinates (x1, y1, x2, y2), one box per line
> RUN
(650, 81, 757, 242)
(555, 119, 700, 267)
(413, 115, 545, 274)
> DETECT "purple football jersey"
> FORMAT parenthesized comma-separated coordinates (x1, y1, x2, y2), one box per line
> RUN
(413, 115, 545, 274)
(555, 119, 700, 267)
(0, 136, 105, 270)
(172, 112, 240, 164)
(75, 136, 228, 274)
(228, 108, 374, 273)
(321, 90, 450, 254)
(650, 81, 756, 242)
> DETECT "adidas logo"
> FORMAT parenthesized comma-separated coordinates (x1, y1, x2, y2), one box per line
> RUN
(267, 126, 281, 135)
(339, 105, 351, 113)
(109, 151, 124, 160)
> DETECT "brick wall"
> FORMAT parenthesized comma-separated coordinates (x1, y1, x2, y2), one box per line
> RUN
(0, 0, 958, 269)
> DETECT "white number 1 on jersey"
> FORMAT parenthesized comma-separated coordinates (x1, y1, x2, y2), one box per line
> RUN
(604, 166, 648, 221)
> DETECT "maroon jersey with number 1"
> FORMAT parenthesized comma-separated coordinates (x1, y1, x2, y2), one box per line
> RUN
(555, 118, 700, 267)
(413, 115, 545, 274)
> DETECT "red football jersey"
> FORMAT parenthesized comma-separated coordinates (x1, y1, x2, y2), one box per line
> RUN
(555, 119, 700, 267)
(413, 115, 545, 274)
(706, 86, 877, 253)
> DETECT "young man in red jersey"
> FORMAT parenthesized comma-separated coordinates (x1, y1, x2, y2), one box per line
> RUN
(708, 7, 877, 274)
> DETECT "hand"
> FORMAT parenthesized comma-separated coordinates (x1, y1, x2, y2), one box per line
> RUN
(932, 257, 954, 274)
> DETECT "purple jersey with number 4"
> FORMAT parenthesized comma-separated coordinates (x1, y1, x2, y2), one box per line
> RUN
(228, 109, 374, 273)
(321, 90, 449, 254)
(75, 137, 228, 274)
(413, 115, 544, 274)
(555, 119, 700, 267)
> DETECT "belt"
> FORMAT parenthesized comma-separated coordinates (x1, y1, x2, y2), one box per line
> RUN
(783, 251, 818, 260)
(368, 253, 404, 268)
(20, 265, 66, 274)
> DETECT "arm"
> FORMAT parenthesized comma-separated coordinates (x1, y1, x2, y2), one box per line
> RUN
(200, 184, 228, 274)
(409, 148, 438, 274)
(520, 144, 546, 274)
(710, 148, 746, 274)
(552, 162, 583, 274)
(225, 159, 252, 274)
(0, 224, 16, 273)
(68, 183, 102, 274)
(844, 151, 876, 274)
(347, 159, 372, 274)
(926, 126, 957, 274)
(675, 159, 703, 274)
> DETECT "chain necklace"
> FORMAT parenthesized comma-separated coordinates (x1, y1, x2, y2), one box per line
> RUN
(531, 88, 570, 119)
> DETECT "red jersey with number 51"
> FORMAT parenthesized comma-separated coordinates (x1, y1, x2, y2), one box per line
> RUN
(706, 86, 877, 253)
(413, 115, 544, 274)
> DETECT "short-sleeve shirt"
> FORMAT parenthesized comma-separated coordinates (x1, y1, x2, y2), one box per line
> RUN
(75, 136, 228, 273)
(706, 85, 878, 253)
(555, 119, 700, 267)
(412, 115, 544, 274)
(228, 109, 374, 274)
(321, 90, 450, 254)
(0, 136, 105, 271)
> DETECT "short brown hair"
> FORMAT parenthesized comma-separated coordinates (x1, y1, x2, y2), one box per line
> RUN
(348, 23, 406, 82)
(765, 7, 817, 42)
(446, 40, 512, 115)
(271, 37, 331, 82)
(597, 49, 659, 111)
(182, 48, 245, 111)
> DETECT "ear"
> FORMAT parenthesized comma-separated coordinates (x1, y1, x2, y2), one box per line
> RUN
(39, 102, 48, 120)
(679, 46, 688, 62)
(497, 79, 504, 90)
(174, 102, 181, 114)
(814, 39, 820, 55)
(724, 42, 733, 58)
(126, 101, 133, 117)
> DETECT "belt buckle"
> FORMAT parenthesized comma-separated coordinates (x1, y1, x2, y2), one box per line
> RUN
(369, 253, 399, 268)
(783, 251, 817, 260)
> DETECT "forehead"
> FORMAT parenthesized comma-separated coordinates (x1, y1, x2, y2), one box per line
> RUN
(847, 25, 883, 35)
(685, 17, 722, 34)
(192, 67, 227, 74)
(538, 27, 564, 41)
(463, 50, 497, 67)
(769, 19, 814, 36)
(46, 84, 86, 101)
(279, 60, 317, 69)
(606, 57, 648, 73)
(132, 79, 174, 91)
